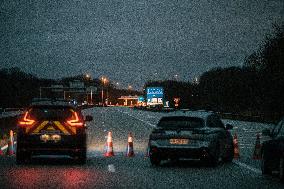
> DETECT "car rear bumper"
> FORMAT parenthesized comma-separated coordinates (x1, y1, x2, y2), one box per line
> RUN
(149, 146, 212, 160)
(150, 141, 212, 160)
(17, 134, 86, 156)
(24, 148, 85, 156)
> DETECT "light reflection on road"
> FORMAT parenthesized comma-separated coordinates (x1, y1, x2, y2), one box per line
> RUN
(6, 161, 108, 189)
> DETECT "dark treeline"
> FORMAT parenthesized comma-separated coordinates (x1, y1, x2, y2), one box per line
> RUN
(146, 24, 283, 120)
(198, 24, 284, 118)
(0, 67, 54, 108)
(198, 66, 263, 113)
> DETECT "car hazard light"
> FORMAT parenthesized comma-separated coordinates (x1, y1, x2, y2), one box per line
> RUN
(18, 111, 35, 126)
(67, 112, 84, 127)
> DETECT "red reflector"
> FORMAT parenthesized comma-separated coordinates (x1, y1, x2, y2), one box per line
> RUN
(151, 147, 158, 152)
(67, 112, 84, 127)
(18, 111, 35, 126)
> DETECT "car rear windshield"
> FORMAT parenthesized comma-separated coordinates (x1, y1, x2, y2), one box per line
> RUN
(157, 116, 204, 129)
(28, 106, 75, 120)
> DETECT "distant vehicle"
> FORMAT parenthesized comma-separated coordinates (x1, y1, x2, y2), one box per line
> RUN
(16, 98, 93, 164)
(148, 111, 234, 166)
(261, 118, 284, 182)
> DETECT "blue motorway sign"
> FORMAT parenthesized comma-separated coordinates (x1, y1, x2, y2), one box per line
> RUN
(138, 96, 145, 102)
(146, 87, 164, 104)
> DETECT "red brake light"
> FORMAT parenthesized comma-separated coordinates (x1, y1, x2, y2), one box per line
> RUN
(67, 112, 84, 127)
(18, 111, 35, 126)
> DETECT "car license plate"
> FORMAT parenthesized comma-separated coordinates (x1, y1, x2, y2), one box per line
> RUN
(40, 134, 61, 143)
(169, 139, 189, 145)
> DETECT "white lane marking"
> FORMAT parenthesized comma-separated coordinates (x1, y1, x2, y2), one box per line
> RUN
(108, 164, 116, 173)
(115, 109, 156, 128)
(147, 115, 155, 118)
(233, 160, 262, 174)
(239, 147, 253, 149)
(239, 144, 254, 146)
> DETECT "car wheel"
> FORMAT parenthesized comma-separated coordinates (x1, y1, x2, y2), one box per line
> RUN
(279, 158, 284, 182)
(16, 151, 25, 165)
(16, 150, 30, 165)
(210, 144, 221, 167)
(150, 155, 161, 166)
(261, 153, 271, 175)
(76, 149, 87, 164)
(223, 144, 234, 163)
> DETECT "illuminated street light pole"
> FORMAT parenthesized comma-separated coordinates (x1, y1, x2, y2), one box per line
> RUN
(101, 77, 107, 105)
(85, 74, 91, 104)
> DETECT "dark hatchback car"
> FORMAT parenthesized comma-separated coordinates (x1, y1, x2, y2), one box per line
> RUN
(261, 118, 284, 182)
(148, 111, 234, 166)
(16, 99, 93, 164)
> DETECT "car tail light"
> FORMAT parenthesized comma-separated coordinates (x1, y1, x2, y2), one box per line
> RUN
(18, 111, 35, 126)
(67, 112, 84, 127)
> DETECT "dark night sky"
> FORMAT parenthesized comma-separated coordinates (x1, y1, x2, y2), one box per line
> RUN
(0, 0, 283, 89)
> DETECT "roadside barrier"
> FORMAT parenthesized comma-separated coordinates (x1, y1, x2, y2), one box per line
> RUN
(126, 132, 135, 157)
(6, 130, 15, 156)
(104, 131, 115, 157)
(252, 133, 261, 160)
(233, 133, 240, 159)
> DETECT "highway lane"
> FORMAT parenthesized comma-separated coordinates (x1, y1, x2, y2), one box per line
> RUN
(0, 107, 283, 189)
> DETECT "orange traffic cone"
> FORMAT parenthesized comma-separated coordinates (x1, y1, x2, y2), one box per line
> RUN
(126, 132, 135, 157)
(104, 131, 114, 157)
(252, 133, 262, 160)
(6, 130, 15, 156)
(233, 133, 240, 159)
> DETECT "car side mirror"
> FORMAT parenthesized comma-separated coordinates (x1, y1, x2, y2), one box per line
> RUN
(85, 115, 93, 122)
(225, 124, 233, 130)
(262, 128, 271, 137)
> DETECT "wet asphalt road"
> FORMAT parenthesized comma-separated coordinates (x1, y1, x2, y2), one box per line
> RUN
(0, 107, 283, 189)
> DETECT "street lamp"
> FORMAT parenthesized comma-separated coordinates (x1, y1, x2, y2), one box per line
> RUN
(85, 74, 90, 79)
(85, 74, 92, 104)
(174, 74, 178, 80)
